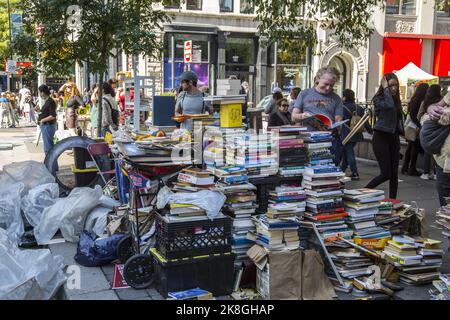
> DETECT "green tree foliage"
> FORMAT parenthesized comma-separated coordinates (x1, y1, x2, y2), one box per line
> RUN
(13, 0, 180, 135)
(0, 0, 21, 71)
(253, 0, 385, 53)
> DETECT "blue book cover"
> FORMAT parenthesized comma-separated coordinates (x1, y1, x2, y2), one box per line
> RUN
(168, 288, 211, 300)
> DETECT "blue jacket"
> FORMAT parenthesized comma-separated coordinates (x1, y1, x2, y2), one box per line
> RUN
(373, 88, 404, 135)
(340, 102, 372, 143)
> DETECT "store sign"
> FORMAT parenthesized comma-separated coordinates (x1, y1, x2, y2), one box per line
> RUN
(184, 40, 193, 63)
(192, 49, 202, 63)
(6, 60, 17, 74)
(11, 13, 23, 39)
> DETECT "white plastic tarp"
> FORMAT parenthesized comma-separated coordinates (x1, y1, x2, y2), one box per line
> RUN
(21, 183, 60, 227)
(0, 228, 66, 300)
(34, 186, 104, 245)
(0, 183, 25, 244)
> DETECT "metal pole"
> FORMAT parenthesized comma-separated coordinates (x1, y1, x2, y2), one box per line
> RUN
(7, 0, 13, 91)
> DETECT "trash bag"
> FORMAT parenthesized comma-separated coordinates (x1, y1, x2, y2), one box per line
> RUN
(34, 186, 103, 245)
(1, 161, 55, 196)
(74, 231, 127, 267)
(99, 195, 120, 209)
(0, 228, 66, 300)
(84, 207, 111, 237)
(21, 183, 60, 227)
(0, 183, 25, 244)
(157, 186, 226, 220)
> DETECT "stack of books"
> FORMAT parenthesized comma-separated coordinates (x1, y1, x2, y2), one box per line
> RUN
(343, 189, 391, 241)
(203, 127, 246, 169)
(214, 173, 258, 264)
(253, 215, 300, 251)
(168, 203, 207, 219)
(267, 184, 306, 219)
(303, 165, 351, 242)
(329, 247, 375, 280)
(269, 126, 309, 177)
(375, 198, 406, 234)
(173, 167, 216, 192)
(300, 131, 334, 166)
(383, 236, 443, 285)
(436, 205, 450, 239)
(225, 132, 278, 178)
(430, 274, 450, 300)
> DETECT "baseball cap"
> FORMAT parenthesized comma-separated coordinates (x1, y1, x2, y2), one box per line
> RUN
(272, 87, 282, 94)
(177, 71, 198, 82)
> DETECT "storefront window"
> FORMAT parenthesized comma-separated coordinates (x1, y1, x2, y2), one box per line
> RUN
(225, 37, 255, 65)
(163, 33, 211, 92)
(186, 0, 202, 10)
(436, 0, 450, 17)
(240, 0, 254, 14)
(220, 0, 234, 13)
(164, 0, 181, 9)
(386, 0, 416, 15)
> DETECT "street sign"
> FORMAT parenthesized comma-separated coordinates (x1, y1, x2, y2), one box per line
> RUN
(6, 60, 17, 74)
(184, 40, 192, 63)
(192, 49, 202, 63)
(11, 13, 23, 39)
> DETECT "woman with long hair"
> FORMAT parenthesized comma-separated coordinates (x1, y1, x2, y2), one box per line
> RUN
(366, 73, 404, 199)
(401, 83, 429, 176)
(65, 84, 85, 136)
(418, 84, 442, 180)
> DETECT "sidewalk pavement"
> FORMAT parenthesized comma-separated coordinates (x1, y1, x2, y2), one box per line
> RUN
(1, 126, 449, 300)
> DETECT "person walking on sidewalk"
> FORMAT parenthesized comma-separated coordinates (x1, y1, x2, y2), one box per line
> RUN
(101, 82, 118, 137)
(401, 83, 429, 176)
(417, 84, 442, 181)
(366, 73, 404, 199)
(0, 93, 12, 128)
(37, 85, 57, 155)
(340, 89, 373, 181)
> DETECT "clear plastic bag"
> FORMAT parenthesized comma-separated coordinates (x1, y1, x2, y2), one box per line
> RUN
(21, 183, 60, 227)
(157, 186, 226, 220)
(0, 183, 25, 244)
(34, 186, 103, 245)
(1, 161, 55, 196)
(84, 207, 111, 237)
(0, 228, 66, 300)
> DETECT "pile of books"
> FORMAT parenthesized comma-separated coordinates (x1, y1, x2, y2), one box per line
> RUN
(253, 215, 300, 251)
(268, 184, 306, 219)
(269, 126, 309, 177)
(436, 205, 450, 239)
(214, 168, 258, 264)
(173, 167, 216, 192)
(329, 247, 375, 280)
(203, 127, 246, 169)
(303, 165, 351, 242)
(225, 132, 278, 178)
(430, 274, 450, 300)
(383, 236, 444, 285)
(300, 131, 334, 166)
(168, 203, 207, 219)
(344, 189, 391, 241)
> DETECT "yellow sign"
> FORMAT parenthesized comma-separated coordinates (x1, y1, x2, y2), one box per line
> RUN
(220, 104, 243, 128)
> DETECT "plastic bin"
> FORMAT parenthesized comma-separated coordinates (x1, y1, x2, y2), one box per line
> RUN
(151, 248, 236, 298)
(155, 213, 232, 260)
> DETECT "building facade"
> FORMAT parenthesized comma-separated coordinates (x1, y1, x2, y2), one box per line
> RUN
(77, 0, 450, 104)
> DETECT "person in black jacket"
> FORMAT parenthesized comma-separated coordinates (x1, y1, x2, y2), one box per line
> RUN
(268, 98, 292, 127)
(366, 73, 404, 199)
(401, 83, 429, 176)
(340, 89, 373, 180)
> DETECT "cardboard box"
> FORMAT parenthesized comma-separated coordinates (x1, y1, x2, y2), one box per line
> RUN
(220, 104, 243, 128)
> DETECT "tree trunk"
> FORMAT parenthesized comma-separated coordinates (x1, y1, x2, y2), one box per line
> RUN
(96, 72, 104, 138)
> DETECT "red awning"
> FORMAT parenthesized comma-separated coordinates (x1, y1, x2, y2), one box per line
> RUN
(434, 39, 450, 77)
(383, 38, 423, 74)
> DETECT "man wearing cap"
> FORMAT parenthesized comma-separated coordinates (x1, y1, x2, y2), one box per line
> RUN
(175, 71, 212, 130)
(264, 87, 284, 115)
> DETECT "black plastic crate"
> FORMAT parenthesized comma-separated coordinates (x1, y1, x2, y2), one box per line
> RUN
(151, 249, 236, 298)
(155, 213, 232, 260)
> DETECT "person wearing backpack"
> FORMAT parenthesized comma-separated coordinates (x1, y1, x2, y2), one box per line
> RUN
(101, 82, 119, 137)
(340, 89, 373, 180)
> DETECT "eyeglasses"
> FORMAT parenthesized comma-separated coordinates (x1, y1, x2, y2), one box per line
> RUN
(281, 104, 289, 107)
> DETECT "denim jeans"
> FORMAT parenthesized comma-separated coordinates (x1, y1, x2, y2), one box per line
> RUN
(436, 166, 450, 206)
(342, 142, 358, 175)
(41, 124, 56, 154)
(332, 134, 344, 167)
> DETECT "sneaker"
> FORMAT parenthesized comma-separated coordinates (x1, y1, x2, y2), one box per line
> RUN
(351, 174, 360, 181)
(420, 174, 430, 180)
(429, 174, 436, 181)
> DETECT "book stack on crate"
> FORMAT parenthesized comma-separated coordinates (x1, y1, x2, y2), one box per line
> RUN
(203, 127, 246, 169)
(303, 165, 351, 242)
(268, 184, 307, 219)
(252, 215, 300, 251)
(343, 189, 392, 247)
(152, 211, 235, 298)
(300, 131, 334, 166)
(269, 126, 309, 177)
(382, 235, 444, 285)
(213, 166, 258, 264)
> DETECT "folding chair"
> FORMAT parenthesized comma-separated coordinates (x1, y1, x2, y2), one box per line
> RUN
(87, 142, 116, 195)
